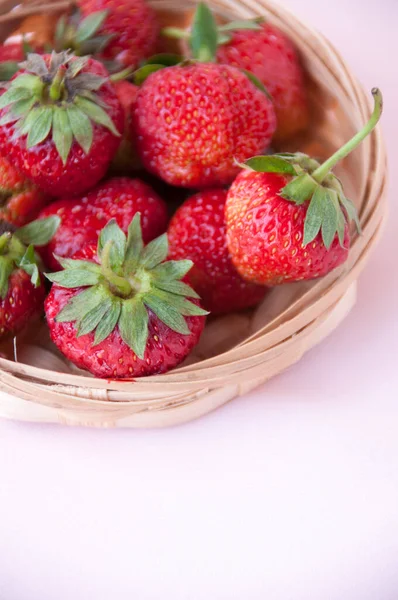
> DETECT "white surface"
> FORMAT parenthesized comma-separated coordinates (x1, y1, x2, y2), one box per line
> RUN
(1, 1, 398, 598)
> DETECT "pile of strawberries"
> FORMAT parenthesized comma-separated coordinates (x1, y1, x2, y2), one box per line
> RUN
(0, 0, 382, 379)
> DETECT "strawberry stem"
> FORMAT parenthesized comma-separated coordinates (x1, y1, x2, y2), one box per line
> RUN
(161, 27, 190, 40)
(110, 67, 135, 82)
(101, 241, 132, 298)
(312, 88, 383, 184)
(49, 66, 66, 101)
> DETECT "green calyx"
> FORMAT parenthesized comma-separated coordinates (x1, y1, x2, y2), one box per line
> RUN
(45, 213, 208, 359)
(162, 3, 262, 60)
(54, 9, 114, 61)
(110, 53, 183, 86)
(0, 51, 121, 164)
(0, 215, 60, 298)
(162, 3, 267, 94)
(240, 88, 383, 249)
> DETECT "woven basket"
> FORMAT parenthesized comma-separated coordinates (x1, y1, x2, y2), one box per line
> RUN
(0, 0, 387, 428)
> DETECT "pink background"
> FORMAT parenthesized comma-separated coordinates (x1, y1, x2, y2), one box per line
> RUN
(1, 1, 397, 598)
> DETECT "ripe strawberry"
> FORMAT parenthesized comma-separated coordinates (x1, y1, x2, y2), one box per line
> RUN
(134, 62, 275, 188)
(58, 0, 159, 70)
(45, 214, 207, 378)
(0, 156, 50, 226)
(164, 3, 309, 142)
(216, 23, 309, 143)
(226, 89, 382, 285)
(0, 215, 60, 339)
(38, 176, 168, 270)
(168, 189, 266, 314)
(133, 4, 276, 188)
(111, 80, 140, 174)
(0, 52, 123, 196)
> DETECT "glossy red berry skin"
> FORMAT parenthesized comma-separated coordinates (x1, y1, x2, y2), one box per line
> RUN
(0, 269, 46, 339)
(38, 177, 168, 271)
(0, 42, 25, 62)
(133, 63, 276, 188)
(45, 245, 205, 379)
(78, 0, 159, 69)
(0, 57, 123, 197)
(216, 22, 309, 142)
(225, 170, 350, 285)
(168, 189, 266, 314)
(0, 156, 50, 226)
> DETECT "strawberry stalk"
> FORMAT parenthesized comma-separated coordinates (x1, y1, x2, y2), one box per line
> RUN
(312, 88, 383, 183)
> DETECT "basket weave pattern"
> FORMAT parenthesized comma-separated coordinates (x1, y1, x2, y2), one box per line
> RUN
(0, 0, 388, 427)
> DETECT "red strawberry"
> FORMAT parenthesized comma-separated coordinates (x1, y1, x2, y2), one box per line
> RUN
(0, 156, 50, 226)
(111, 80, 140, 174)
(168, 189, 266, 314)
(134, 62, 276, 188)
(0, 216, 60, 339)
(216, 22, 309, 143)
(0, 42, 25, 62)
(75, 0, 159, 69)
(163, 4, 308, 142)
(39, 177, 168, 271)
(0, 52, 123, 196)
(225, 89, 382, 285)
(45, 214, 207, 378)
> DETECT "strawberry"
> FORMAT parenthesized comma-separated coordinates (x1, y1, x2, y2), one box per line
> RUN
(45, 214, 207, 378)
(0, 215, 60, 339)
(225, 89, 382, 285)
(164, 4, 309, 143)
(168, 189, 266, 314)
(55, 0, 159, 70)
(110, 80, 140, 174)
(0, 43, 25, 63)
(133, 5, 276, 189)
(0, 52, 123, 197)
(0, 155, 50, 226)
(38, 177, 168, 271)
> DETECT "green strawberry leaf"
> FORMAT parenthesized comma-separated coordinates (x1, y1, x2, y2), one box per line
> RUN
(0, 86, 32, 109)
(152, 259, 193, 281)
(190, 2, 218, 62)
(54, 14, 67, 46)
(74, 96, 120, 137)
(26, 105, 53, 148)
(143, 293, 190, 335)
(139, 234, 168, 270)
(143, 53, 182, 67)
(93, 300, 121, 345)
(339, 195, 361, 234)
(75, 11, 108, 44)
(52, 106, 73, 165)
(218, 19, 263, 32)
(321, 191, 339, 250)
(124, 213, 144, 272)
(17, 244, 40, 287)
(77, 296, 113, 337)
(17, 216, 60, 247)
(241, 69, 272, 99)
(55, 256, 101, 274)
(66, 104, 93, 154)
(98, 219, 126, 270)
(151, 288, 207, 316)
(46, 269, 100, 288)
(0, 256, 14, 299)
(241, 155, 297, 175)
(119, 298, 149, 359)
(54, 286, 105, 323)
(303, 186, 325, 246)
(154, 279, 199, 299)
(67, 56, 89, 78)
(133, 64, 166, 85)
(20, 53, 48, 77)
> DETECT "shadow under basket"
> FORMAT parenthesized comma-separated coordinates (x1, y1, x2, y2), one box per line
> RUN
(0, 0, 388, 428)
